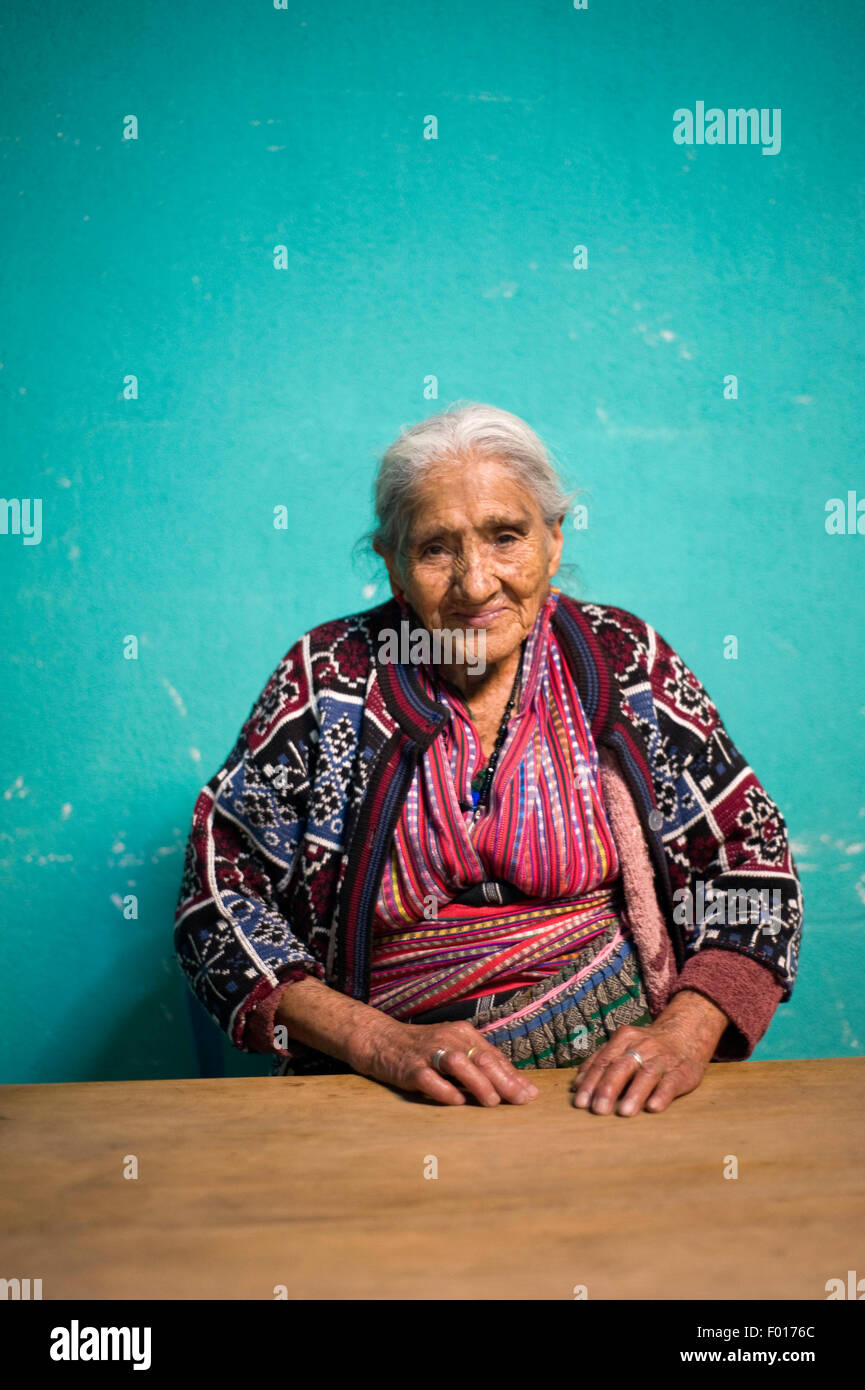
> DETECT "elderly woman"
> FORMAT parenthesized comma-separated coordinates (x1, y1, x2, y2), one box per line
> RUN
(175, 403, 802, 1116)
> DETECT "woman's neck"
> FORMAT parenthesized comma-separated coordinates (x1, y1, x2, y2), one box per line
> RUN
(438, 646, 522, 707)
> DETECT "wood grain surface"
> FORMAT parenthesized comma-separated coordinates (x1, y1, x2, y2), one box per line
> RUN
(1, 1057, 862, 1300)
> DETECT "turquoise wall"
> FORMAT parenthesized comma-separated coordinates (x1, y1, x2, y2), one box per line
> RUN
(2, 0, 863, 1083)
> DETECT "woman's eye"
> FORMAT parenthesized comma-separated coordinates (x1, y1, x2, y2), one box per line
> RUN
(422, 543, 446, 557)
(496, 532, 518, 545)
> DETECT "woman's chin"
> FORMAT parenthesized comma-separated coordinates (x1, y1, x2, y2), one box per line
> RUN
(477, 628, 524, 668)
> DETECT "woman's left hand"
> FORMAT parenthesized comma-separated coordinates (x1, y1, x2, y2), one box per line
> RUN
(570, 989, 730, 1116)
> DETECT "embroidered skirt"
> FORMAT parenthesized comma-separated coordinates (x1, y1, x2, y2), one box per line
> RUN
(471, 918, 652, 1069)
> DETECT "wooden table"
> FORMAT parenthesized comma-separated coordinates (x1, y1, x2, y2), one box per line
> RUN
(1, 1058, 863, 1300)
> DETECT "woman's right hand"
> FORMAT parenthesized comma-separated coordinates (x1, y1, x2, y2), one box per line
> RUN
(348, 1015, 539, 1106)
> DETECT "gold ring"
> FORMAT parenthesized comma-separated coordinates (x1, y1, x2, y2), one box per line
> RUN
(466, 1046, 480, 1061)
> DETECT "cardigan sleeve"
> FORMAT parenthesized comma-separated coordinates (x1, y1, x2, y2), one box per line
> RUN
(670, 948, 785, 1060)
(645, 624, 804, 1052)
(173, 637, 326, 1058)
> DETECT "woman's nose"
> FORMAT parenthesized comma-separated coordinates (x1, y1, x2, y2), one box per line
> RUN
(453, 559, 497, 603)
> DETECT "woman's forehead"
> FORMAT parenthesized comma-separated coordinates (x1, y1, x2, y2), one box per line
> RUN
(408, 458, 542, 524)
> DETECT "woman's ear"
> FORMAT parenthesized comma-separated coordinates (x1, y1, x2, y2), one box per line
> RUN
(374, 541, 406, 603)
(548, 516, 565, 578)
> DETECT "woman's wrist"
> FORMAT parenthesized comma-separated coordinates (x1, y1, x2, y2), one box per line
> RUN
(660, 988, 729, 1060)
(344, 1009, 405, 1075)
(273, 975, 398, 1073)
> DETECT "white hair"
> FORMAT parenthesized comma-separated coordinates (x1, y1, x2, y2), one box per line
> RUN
(369, 400, 574, 570)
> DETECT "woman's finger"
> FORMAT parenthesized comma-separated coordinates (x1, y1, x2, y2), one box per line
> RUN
(414, 1063, 469, 1105)
(571, 1037, 639, 1106)
(472, 1045, 538, 1103)
(616, 1060, 671, 1115)
(644, 1072, 683, 1112)
(446, 1022, 538, 1103)
(583, 1050, 654, 1113)
(438, 1048, 506, 1106)
(644, 1061, 708, 1112)
(569, 1052, 609, 1101)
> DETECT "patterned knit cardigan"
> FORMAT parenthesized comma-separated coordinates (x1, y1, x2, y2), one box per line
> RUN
(174, 594, 803, 1072)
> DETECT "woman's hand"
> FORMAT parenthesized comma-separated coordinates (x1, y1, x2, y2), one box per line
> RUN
(349, 1014, 539, 1107)
(570, 989, 729, 1116)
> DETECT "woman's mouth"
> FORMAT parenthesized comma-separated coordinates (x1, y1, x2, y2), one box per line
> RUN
(449, 607, 508, 628)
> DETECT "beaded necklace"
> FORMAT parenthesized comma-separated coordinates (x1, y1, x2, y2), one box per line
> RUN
(464, 642, 525, 820)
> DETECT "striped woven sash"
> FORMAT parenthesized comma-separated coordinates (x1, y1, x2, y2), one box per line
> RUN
(368, 880, 624, 1022)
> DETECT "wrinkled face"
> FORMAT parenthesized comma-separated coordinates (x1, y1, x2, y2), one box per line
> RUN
(379, 454, 564, 669)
